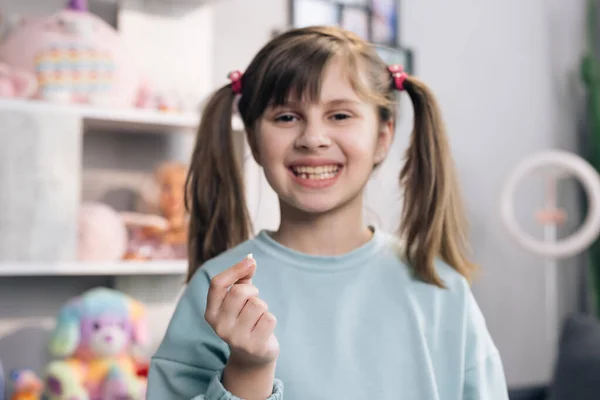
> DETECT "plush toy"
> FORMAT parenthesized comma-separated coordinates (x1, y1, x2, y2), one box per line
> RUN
(77, 202, 128, 262)
(10, 369, 43, 400)
(44, 287, 149, 400)
(0, 62, 37, 98)
(122, 161, 188, 260)
(0, 0, 141, 107)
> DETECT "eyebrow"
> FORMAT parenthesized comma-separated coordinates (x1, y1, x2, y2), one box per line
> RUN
(323, 98, 362, 106)
(272, 98, 362, 108)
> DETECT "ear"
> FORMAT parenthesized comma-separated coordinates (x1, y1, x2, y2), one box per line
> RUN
(374, 120, 394, 165)
(49, 298, 81, 358)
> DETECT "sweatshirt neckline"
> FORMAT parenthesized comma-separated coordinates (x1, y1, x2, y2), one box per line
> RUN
(253, 228, 386, 271)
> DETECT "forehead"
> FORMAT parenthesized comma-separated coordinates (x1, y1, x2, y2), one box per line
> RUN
(280, 57, 370, 106)
(319, 58, 365, 101)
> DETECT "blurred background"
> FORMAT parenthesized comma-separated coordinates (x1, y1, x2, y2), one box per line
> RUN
(0, 0, 599, 399)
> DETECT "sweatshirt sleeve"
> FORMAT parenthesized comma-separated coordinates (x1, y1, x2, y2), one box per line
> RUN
(462, 290, 509, 400)
(146, 268, 284, 400)
(463, 352, 509, 400)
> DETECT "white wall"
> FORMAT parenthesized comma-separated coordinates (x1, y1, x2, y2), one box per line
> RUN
(394, 0, 588, 387)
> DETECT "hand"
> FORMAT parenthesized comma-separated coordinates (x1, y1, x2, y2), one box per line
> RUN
(205, 256, 280, 368)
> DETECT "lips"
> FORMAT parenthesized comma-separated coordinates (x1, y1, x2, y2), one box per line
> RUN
(287, 160, 343, 189)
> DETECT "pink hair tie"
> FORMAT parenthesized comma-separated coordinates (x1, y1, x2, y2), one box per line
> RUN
(388, 65, 408, 91)
(228, 70, 243, 94)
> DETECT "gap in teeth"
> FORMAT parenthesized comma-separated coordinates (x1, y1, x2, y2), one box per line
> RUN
(292, 165, 339, 175)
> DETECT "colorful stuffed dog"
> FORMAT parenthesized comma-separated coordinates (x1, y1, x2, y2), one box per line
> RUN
(43, 287, 149, 400)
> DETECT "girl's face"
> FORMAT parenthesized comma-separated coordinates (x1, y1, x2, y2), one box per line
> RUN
(254, 58, 394, 214)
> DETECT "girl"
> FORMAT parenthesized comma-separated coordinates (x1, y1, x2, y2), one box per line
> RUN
(147, 26, 508, 400)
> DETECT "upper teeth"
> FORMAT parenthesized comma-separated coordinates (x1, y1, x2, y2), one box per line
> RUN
(292, 165, 339, 174)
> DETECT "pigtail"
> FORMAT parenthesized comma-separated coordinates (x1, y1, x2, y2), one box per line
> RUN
(185, 85, 252, 282)
(399, 77, 477, 287)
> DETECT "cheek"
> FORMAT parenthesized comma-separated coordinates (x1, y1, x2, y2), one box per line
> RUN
(339, 129, 379, 164)
(255, 129, 290, 166)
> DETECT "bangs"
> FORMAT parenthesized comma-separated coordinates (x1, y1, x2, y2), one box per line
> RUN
(269, 52, 376, 107)
(266, 45, 334, 107)
(238, 28, 393, 126)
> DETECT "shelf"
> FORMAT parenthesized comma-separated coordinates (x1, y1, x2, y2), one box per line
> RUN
(0, 98, 244, 134)
(0, 260, 187, 277)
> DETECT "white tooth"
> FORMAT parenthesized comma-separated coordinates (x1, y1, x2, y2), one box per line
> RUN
(315, 167, 323, 174)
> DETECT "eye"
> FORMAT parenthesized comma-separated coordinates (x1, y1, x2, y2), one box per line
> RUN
(274, 113, 299, 123)
(330, 112, 352, 121)
(92, 322, 101, 331)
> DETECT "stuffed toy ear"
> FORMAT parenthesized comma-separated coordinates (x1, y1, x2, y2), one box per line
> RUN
(128, 299, 149, 348)
(49, 298, 81, 358)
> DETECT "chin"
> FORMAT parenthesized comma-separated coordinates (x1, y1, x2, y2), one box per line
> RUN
(293, 202, 338, 215)
(283, 193, 350, 216)
(266, 169, 365, 216)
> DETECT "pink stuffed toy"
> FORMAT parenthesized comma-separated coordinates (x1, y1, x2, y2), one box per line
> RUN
(44, 287, 149, 400)
(77, 202, 128, 262)
(0, 62, 37, 98)
(0, 0, 141, 107)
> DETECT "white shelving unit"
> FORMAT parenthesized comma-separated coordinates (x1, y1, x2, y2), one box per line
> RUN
(0, 260, 187, 277)
(0, 98, 241, 278)
(0, 98, 244, 134)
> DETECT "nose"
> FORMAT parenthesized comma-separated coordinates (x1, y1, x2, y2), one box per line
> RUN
(294, 121, 331, 150)
(104, 335, 113, 343)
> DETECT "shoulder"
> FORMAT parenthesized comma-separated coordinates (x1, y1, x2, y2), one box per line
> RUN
(381, 234, 498, 361)
(379, 231, 471, 295)
(377, 232, 481, 332)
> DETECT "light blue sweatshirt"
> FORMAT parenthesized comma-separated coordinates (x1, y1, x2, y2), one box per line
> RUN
(148, 229, 509, 400)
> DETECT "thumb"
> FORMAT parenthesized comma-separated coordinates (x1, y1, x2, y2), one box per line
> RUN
(237, 253, 256, 285)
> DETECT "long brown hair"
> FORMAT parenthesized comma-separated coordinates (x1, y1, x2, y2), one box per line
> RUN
(185, 26, 476, 286)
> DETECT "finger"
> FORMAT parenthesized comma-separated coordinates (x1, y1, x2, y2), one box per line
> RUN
(237, 254, 256, 285)
(237, 296, 268, 331)
(220, 284, 260, 321)
(252, 312, 277, 343)
(206, 256, 256, 317)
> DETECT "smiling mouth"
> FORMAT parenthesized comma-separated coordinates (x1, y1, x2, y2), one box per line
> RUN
(289, 164, 342, 180)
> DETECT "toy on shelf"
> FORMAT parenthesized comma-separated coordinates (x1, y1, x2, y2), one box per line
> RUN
(43, 287, 149, 400)
(9, 369, 43, 400)
(0, 62, 37, 98)
(0, 0, 141, 107)
(135, 82, 194, 114)
(122, 161, 188, 261)
(78, 202, 128, 262)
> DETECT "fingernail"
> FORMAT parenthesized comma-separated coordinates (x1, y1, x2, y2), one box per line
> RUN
(243, 253, 255, 267)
